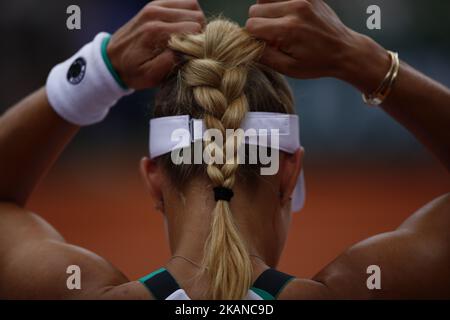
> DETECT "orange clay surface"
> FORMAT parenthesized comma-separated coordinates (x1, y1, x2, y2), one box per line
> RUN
(28, 157, 449, 281)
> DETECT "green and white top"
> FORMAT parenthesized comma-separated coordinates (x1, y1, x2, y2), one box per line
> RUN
(139, 267, 295, 300)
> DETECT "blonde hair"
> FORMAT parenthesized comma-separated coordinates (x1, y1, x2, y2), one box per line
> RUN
(154, 18, 295, 300)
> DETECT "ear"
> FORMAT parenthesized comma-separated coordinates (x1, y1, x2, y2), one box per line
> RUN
(279, 147, 304, 207)
(140, 157, 164, 211)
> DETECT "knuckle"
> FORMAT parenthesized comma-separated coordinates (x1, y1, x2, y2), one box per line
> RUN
(194, 11, 205, 23)
(248, 5, 258, 18)
(285, 16, 300, 31)
(186, 0, 200, 10)
(142, 5, 161, 19)
(291, 0, 311, 14)
(189, 22, 202, 33)
(245, 18, 256, 32)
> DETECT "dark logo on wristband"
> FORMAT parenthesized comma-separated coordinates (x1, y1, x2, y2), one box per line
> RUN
(67, 57, 86, 85)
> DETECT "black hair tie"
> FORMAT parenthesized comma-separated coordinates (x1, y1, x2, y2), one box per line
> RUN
(213, 187, 234, 202)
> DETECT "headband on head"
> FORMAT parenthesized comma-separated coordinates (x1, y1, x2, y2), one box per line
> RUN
(149, 112, 305, 212)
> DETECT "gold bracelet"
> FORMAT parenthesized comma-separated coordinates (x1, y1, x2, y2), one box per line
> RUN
(362, 50, 400, 106)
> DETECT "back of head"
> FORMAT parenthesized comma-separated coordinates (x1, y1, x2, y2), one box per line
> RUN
(154, 18, 295, 299)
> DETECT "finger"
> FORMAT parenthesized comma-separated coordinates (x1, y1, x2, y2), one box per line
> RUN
(144, 49, 177, 88)
(246, 17, 291, 44)
(141, 21, 202, 50)
(259, 46, 298, 77)
(142, 6, 205, 24)
(161, 21, 203, 35)
(152, 0, 201, 11)
(257, 0, 287, 4)
(249, 2, 292, 18)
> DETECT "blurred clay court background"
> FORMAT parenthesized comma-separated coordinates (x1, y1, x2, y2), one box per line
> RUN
(1, 0, 449, 280)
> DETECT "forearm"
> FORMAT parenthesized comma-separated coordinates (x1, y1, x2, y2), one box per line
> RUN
(0, 1, 205, 207)
(248, 0, 450, 168)
(0, 88, 78, 206)
(340, 34, 450, 170)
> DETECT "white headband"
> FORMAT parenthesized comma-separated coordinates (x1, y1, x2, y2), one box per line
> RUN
(149, 112, 305, 212)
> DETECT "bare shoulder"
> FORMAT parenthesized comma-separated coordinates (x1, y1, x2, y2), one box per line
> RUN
(281, 193, 450, 299)
(0, 202, 151, 299)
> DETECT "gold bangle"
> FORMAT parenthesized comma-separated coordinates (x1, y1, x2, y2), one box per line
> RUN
(362, 51, 400, 106)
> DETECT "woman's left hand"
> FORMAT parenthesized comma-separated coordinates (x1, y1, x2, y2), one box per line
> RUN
(246, 0, 384, 82)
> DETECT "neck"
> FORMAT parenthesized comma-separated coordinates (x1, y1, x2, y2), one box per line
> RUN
(163, 179, 285, 269)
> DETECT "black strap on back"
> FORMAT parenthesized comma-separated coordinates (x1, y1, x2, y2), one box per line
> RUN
(252, 268, 295, 299)
(141, 269, 181, 300)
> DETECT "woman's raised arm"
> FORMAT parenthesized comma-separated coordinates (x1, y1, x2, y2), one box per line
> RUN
(0, 0, 204, 299)
(0, 0, 204, 207)
(246, 0, 450, 170)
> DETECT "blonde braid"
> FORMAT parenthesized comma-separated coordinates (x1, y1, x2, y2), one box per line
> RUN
(169, 19, 264, 299)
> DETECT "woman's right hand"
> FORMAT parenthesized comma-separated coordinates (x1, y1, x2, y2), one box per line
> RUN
(107, 0, 205, 90)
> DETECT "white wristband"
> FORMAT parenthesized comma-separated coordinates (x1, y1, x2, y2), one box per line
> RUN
(46, 32, 133, 126)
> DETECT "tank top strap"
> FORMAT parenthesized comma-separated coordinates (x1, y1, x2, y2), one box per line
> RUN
(139, 267, 295, 300)
(139, 268, 181, 300)
(250, 268, 295, 300)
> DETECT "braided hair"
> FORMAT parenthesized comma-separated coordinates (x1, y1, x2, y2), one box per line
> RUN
(154, 18, 296, 300)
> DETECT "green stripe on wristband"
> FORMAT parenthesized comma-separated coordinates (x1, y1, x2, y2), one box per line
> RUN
(101, 35, 128, 90)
